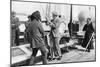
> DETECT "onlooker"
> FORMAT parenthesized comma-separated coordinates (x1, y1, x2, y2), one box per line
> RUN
(11, 11, 19, 46)
(82, 18, 94, 52)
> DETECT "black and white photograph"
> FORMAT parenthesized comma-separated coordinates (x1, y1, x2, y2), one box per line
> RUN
(11, 0, 96, 67)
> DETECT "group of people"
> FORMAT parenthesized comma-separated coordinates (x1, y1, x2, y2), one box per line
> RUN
(26, 11, 62, 65)
(68, 17, 95, 52)
(11, 10, 95, 65)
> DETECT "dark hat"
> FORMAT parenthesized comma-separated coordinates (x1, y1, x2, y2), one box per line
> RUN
(87, 18, 91, 20)
(30, 11, 41, 21)
(28, 15, 31, 18)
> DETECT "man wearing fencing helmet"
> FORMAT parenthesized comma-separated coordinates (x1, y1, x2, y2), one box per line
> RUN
(48, 11, 62, 60)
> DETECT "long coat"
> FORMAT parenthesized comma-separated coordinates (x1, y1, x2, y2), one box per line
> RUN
(27, 19, 45, 48)
(82, 23, 94, 49)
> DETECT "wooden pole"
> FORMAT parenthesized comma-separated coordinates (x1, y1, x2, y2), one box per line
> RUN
(70, 4, 73, 38)
(84, 33, 94, 52)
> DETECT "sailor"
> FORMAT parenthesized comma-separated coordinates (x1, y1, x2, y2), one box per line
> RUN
(27, 11, 48, 65)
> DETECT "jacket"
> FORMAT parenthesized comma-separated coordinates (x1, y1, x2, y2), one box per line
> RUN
(27, 19, 45, 48)
(49, 17, 61, 37)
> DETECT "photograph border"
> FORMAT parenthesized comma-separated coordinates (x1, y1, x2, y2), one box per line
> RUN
(10, 0, 96, 66)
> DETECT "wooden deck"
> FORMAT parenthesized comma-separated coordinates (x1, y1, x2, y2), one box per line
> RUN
(36, 48, 95, 65)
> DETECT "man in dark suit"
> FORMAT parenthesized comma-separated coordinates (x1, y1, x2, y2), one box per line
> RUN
(68, 20, 79, 37)
(68, 21, 74, 37)
(27, 11, 48, 65)
(82, 18, 94, 52)
(73, 21, 79, 36)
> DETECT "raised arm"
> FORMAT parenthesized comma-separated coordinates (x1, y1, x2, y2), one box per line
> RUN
(38, 22, 46, 37)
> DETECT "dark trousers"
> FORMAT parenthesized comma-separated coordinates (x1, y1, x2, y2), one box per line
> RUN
(11, 28, 19, 46)
(82, 33, 94, 50)
(29, 46, 48, 65)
